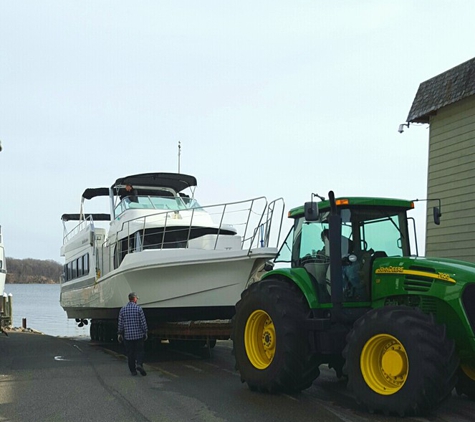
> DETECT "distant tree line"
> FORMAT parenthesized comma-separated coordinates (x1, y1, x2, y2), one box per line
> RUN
(5, 258, 62, 284)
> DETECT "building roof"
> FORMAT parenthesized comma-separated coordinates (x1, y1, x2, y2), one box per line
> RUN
(407, 57, 475, 123)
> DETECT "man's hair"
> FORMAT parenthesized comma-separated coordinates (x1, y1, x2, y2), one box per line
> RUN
(128, 292, 138, 300)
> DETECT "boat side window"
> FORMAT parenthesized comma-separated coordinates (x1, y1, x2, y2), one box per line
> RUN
(65, 264, 71, 281)
(115, 199, 127, 216)
(72, 260, 77, 279)
(84, 253, 89, 274)
(116, 196, 175, 214)
(149, 196, 187, 210)
(181, 197, 202, 209)
(149, 196, 172, 210)
(114, 193, 201, 215)
(64, 252, 90, 282)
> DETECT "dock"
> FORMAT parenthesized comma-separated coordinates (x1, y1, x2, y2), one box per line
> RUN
(0, 293, 12, 333)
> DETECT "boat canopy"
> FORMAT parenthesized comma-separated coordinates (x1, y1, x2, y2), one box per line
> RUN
(61, 213, 111, 222)
(81, 173, 197, 201)
(113, 173, 197, 192)
(82, 188, 110, 200)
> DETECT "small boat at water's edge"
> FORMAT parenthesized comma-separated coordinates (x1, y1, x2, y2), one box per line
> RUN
(60, 172, 284, 338)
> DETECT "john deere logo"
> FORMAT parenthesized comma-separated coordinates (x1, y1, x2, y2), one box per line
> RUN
(376, 267, 455, 283)
(375, 266, 404, 274)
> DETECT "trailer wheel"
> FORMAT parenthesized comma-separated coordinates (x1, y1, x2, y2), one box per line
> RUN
(456, 364, 475, 399)
(232, 278, 319, 393)
(343, 306, 458, 416)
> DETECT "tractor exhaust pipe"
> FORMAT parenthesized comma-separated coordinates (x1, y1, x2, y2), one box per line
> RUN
(328, 191, 347, 323)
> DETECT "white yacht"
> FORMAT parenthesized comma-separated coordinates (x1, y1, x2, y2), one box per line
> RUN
(0, 226, 6, 295)
(60, 173, 284, 327)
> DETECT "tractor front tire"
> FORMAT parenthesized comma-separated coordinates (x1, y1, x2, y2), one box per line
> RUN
(343, 306, 458, 416)
(232, 278, 319, 393)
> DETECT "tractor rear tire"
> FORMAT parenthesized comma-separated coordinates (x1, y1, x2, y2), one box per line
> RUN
(232, 278, 319, 393)
(456, 364, 475, 399)
(343, 306, 458, 416)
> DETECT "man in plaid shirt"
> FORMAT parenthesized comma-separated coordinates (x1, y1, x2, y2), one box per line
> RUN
(118, 292, 148, 376)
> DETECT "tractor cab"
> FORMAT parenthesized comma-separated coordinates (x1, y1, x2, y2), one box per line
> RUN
(274, 196, 414, 303)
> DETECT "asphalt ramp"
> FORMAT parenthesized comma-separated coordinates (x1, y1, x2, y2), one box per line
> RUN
(0, 331, 170, 422)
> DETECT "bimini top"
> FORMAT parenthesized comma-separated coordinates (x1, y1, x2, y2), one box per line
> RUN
(82, 172, 197, 200)
(113, 172, 197, 191)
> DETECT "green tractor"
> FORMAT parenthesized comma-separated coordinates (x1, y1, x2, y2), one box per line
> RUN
(232, 191, 475, 416)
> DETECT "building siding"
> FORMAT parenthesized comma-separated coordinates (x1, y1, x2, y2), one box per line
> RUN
(425, 95, 475, 262)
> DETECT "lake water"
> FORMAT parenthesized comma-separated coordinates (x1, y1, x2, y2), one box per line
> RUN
(4, 284, 91, 338)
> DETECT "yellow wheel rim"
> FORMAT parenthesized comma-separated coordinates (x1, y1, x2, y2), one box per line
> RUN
(244, 310, 276, 369)
(361, 334, 408, 395)
(461, 363, 475, 380)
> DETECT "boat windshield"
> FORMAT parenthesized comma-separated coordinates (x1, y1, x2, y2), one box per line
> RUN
(115, 195, 202, 216)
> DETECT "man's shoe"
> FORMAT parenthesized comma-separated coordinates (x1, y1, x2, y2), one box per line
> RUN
(136, 366, 147, 376)
(131, 371, 138, 376)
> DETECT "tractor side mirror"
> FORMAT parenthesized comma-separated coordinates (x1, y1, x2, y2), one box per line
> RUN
(433, 206, 441, 225)
(304, 202, 319, 221)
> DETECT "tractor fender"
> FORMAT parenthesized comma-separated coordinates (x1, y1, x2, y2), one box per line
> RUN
(261, 268, 318, 308)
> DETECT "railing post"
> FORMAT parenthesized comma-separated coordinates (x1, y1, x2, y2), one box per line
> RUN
(161, 213, 168, 249)
(186, 208, 196, 247)
(141, 217, 146, 251)
(214, 204, 226, 249)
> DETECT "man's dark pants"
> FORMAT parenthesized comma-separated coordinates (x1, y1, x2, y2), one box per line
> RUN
(124, 338, 144, 373)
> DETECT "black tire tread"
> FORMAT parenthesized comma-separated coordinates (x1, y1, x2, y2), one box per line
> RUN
(455, 365, 475, 399)
(342, 306, 458, 416)
(232, 278, 320, 393)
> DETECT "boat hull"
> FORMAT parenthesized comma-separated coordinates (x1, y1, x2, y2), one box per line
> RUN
(60, 247, 276, 321)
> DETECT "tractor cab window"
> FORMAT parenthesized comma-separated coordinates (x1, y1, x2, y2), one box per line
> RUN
(274, 226, 294, 263)
(360, 218, 403, 256)
(277, 216, 332, 302)
(274, 219, 330, 265)
(297, 210, 353, 262)
(299, 222, 329, 262)
(352, 208, 409, 257)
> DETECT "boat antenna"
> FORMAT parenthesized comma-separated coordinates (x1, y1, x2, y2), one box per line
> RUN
(178, 141, 181, 173)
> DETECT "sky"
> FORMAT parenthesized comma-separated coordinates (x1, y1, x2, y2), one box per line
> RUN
(1, 1, 475, 262)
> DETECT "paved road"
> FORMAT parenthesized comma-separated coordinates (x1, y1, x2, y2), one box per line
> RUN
(109, 338, 475, 422)
(0, 332, 474, 421)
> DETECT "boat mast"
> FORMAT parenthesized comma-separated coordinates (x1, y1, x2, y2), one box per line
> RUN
(178, 141, 181, 173)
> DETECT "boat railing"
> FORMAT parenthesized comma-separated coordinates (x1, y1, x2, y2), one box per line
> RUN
(249, 197, 285, 253)
(101, 196, 285, 271)
(62, 215, 94, 244)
